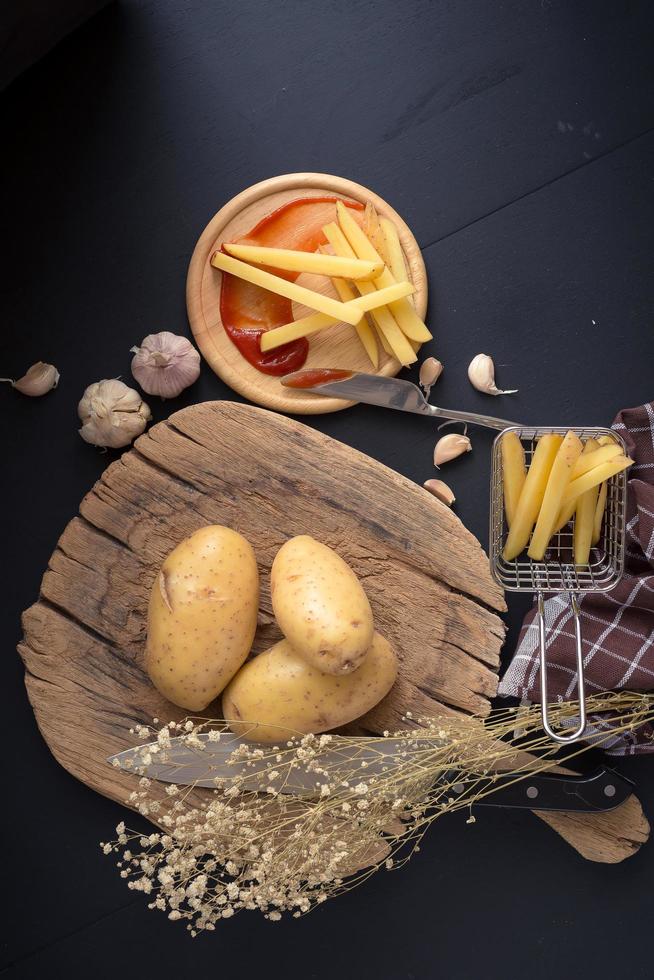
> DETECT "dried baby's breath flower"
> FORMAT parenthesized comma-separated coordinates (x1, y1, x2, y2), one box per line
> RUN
(102, 693, 654, 935)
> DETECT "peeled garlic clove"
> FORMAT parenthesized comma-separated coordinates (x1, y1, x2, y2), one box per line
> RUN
(467, 353, 517, 396)
(0, 361, 59, 396)
(434, 433, 472, 466)
(131, 332, 201, 399)
(419, 357, 444, 396)
(423, 479, 456, 506)
(78, 379, 151, 449)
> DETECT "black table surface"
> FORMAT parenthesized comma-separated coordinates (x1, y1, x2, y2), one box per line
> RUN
(2, 2, 654, 977)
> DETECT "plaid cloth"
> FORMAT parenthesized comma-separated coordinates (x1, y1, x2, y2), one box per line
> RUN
(498, 403, 654, 755)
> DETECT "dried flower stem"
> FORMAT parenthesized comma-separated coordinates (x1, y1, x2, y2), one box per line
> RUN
(102, 692, 654, 935)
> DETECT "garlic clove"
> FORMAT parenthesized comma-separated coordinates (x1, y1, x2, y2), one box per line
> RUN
(1, 361, 59, 396)
(419, 356, 444, 398)
(434, 433, 472, 467)
(423, 479, 456, 506)
(467, 353, 517, 396)
(78, 379, 151, 449)
(131, 332, 201, 399)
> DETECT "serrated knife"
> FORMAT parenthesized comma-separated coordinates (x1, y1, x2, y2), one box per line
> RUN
(108, 733, 633, 812)
(281, 369, 519, 431)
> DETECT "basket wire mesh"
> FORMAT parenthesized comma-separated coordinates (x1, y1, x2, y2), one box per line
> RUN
(490, 427, 628, 743)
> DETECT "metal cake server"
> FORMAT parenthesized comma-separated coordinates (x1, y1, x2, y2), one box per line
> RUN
(108, 733, 633, 812)
(281, 369, 519, 431)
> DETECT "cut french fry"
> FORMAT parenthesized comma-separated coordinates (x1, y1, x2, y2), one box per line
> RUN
(336, 201, 432, 344)
(528, 431, 584, 560)
(322, 222, 417, 365)
(598, 434, 618, 446)
(560, 454, 634, 509)
(553, 438, 606, 531)
(570, 443, 622, 480)
(223, 243, 383, 280)
(363, 203, 390, 264)
(380, 217, 412, 295)
(502, 434, 563, 561)
(318, 247, 378, 368)
(210, 251, 363, 326)
(573, 439, 600, 565)
(259, 281, 414, 351)
(501, 432, 526, 528)
(592, 481, 608, 545)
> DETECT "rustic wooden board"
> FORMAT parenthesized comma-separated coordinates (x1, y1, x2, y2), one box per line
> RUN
(186, 173, 427, 414)
(18, 402, 648, 862)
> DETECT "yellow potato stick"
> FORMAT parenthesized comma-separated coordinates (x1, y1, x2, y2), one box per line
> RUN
(501, 432, 526, 528)
(592, 481, 608, 545)
(320, 251, 378, 368)
(380, 217, 412, 292)
(210, 251, 364, 325)
(528, 431, 584, 560)
(363, 203, 390, 264)
(598, 434, 618, 445)
(503, 434, 563, 561)
(336, 202, 432, 344)
(322, 222, 417, 365)
(570, 443, 622, 479)
(573, 439, 600, 565)
(223, 243, 383, 280)
(259, 282, 414, 351)
(560, 454, 634, 508)
(553, 438, 603, 531)
(376, 323, 394, 356)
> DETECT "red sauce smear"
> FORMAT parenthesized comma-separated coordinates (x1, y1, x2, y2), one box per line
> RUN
(219, 197, 364, 375)
(283, 368, 353, 389)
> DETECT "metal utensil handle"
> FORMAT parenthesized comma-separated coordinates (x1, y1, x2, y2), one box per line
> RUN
(432, 405, 519, 431)
(537, 591, 587, 743)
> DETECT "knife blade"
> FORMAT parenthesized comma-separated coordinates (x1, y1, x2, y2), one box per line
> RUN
(281, 369, 519, 431)
(108, 734, 632, 812)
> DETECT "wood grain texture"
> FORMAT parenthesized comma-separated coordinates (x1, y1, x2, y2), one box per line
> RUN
(186, 173, 427, 414)
(17, 401, 646, 863)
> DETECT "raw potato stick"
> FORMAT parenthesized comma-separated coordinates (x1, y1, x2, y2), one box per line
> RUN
(559, 454, 634, 508)
(210, 250, 363, 326)
(259, 281, 414, 351)
(528, 431, 584, 560)
(592, 481, 609, 545)
(501, 431, 526, 528)
(380, 216, 414, 305)
(503, 434, 563, 561)
(336, 202, 432, 344)
(570, 443, 622, 479)
(322, 222, 417, 365)
(318, 247, 379, 367)
(223, 243, 383, 280)
(573, 439, 600, 565)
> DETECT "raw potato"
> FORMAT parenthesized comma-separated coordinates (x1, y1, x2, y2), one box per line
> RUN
(336, 201, 432, 343)
(145, 525, 259, 711)
(323, 222, 416, 365)
(592, 481, 609, 545)
(258, 281, 414, 351)
(503, 434, 562, 561)
(222, 633, 398, 743)
(271, 535, 374, 675)
(559, 454, 634, 508)
(528, 431, 584, 560)
(319, 246, 379, 367)
(501, 431, 526, 528)
(570, 443, 622, 479)
(573, 439, 600, 565)
(223, 242, 383, 279)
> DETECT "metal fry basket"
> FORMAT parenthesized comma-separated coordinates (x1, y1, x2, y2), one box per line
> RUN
(490, 426, 628, 743)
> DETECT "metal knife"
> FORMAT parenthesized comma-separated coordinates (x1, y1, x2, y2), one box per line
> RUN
(108, 733, 632, 813)
(281, 369, 519, 431)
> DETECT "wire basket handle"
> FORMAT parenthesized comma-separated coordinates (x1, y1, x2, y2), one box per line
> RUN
(537, 591, 587, 743)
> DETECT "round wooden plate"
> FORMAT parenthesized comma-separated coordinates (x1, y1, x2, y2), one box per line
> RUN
(186, 173, 428, 414)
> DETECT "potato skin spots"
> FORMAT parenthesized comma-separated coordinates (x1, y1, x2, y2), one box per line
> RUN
(271, 536, 374, 675)
(145, 525, 259, 710)
(222, 633, 398, 743)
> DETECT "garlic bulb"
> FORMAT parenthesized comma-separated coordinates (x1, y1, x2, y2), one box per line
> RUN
(1, 361, 59, 396)
(423, 479, 456, 506)
(419, 357, 444, 398)
(78, 379, 151, 448)
(468, 353, 517, 396)
(131, 332, 200, 398)
(434, 433, 472, 467)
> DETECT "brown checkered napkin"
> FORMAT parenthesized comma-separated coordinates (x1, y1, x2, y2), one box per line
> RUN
(497, 403, 654, 754)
